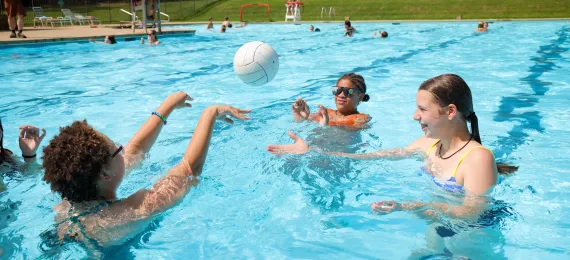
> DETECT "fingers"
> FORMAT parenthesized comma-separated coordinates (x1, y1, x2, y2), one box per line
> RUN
(224, 117, 234, 124)
(19, 127, 25, 139)
(185, 102, 192, 107)
(39, 128, 46, 141)
(267, 145, 287, 154)
(229, 108, 251, 120)
(185, 95, 194, 101)
(287, 131, 299, 141)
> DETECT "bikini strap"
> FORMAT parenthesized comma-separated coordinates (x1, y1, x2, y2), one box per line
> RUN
(426, 140, 440, 155)
(452, 146, 494, 177)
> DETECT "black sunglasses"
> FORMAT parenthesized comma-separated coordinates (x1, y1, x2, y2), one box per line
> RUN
(332, 86, 361, 97)
(111, 145, 123, 158)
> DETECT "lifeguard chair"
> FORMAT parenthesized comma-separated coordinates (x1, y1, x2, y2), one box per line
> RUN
(285, 1, 303, 22)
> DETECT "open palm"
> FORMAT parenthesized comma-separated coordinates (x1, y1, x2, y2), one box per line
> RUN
(267, 131, 309, 154)
(18, 126, 46, 157)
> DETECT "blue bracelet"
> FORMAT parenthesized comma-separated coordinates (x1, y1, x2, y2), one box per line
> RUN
(152, 112, 167, 125)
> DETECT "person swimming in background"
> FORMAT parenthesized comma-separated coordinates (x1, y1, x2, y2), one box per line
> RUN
(476, 21, 487, 32)
(141, 30, 160, 44)
(89, 35, 117, 44)
(206, 17, 214, 30)
(484, 22, 489, 31)
(41, 91, 250, 248)
(235, 21, 247, 28)
(373, 30, 388, 38)
(288, 73, 371, 130)
(222, 16, 231, 27)
(344, 21, 356, 37)
(268, 74, 518, 218)
(309, 25, 320, 32)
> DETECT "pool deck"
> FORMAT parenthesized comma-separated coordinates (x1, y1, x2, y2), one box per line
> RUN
(0, 25, 195, 45)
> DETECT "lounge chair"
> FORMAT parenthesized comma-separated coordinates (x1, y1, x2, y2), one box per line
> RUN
(33, 7, 72, 27)
(61, 9, 88, 25)
(62, 9, 101, 25)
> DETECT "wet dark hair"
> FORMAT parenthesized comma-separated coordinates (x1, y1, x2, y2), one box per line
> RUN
(381, 31, 388, 38)
(225, 16, 229, 21)
(0, 118, 5, 163)
(419, 74, 518, 175)
(338, 73, 370, 102)
(345, 21, 351, 27)
(108, 35, 117, 44)
(42, 120, 112, 203)
(478, 22, 484, 28)
(150, 30, 158, 40)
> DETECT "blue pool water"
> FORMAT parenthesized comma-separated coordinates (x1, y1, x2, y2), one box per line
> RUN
(1, 21, 570, 259)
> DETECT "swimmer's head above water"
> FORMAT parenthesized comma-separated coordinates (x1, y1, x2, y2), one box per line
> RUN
(333, 73, 370, 115)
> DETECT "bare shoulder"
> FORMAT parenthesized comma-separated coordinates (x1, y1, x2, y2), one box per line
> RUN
(463, 145, 496, 167)
(406, 136, 437, 151)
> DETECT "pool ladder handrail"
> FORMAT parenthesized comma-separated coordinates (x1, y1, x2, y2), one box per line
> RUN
(320, 7, 335, 19)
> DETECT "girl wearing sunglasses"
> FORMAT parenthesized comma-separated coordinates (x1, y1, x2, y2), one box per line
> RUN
(41, 91, 250, 248)
(292, 73, 371, 129)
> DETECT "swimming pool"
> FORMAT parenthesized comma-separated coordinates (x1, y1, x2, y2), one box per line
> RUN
(1, 20, 569, 259)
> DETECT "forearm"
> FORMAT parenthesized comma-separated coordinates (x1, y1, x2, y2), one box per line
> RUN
(179, 107, 218, 177)
(397, 201, 482, 220)
(320, 148, 418, 161)
(126, 101, 176, 154)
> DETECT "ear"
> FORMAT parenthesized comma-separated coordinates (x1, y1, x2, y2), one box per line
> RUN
(447, 104, 458, 120)
(99, 171, 112, 181)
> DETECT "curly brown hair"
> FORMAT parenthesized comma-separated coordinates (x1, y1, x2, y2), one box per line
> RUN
(42, 120, 112, 203)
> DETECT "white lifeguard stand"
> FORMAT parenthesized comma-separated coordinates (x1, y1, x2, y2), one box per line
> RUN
(128, 0, 163, 33)
(285, 2, 303, 22)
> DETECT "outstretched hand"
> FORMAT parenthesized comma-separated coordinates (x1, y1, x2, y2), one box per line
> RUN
(215, 105, 251, 124)
(18, 125, 46, 157)
(267, 131, 309, 154)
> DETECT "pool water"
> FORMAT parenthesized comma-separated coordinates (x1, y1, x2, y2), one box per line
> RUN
(1, 21, 569, 259)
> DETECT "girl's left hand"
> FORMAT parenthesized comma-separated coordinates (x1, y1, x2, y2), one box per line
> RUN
(317, 105, 329, 126)
(18, 126, 46, 157)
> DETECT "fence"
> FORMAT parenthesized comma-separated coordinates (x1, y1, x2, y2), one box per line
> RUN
(0, 0, 220, 26)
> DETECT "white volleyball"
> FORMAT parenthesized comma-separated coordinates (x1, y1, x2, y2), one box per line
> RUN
(233, 41, 279, 86)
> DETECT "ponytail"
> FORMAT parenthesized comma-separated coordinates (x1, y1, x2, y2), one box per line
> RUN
(469, 112, 481, 144)
(469, 112, 518, 175)
(0, 118, 5, 163)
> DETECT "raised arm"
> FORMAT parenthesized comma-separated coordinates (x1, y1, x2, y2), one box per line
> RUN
(123, 91, 193, 170)
(127, 105, 250, 217)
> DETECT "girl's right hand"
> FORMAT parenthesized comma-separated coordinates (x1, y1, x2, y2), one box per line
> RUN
(292, 97, 310, 120)
(214, 105, 251, 124)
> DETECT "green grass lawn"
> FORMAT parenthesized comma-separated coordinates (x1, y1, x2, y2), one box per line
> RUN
(189, 0, 570, 22)
(23, 0, 570, 26)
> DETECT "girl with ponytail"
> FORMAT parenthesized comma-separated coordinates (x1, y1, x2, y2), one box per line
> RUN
(291, 73, 371, 129)
(269, 74, 518, 218)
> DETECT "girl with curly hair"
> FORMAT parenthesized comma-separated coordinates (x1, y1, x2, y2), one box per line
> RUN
(42, 91, 250, 248)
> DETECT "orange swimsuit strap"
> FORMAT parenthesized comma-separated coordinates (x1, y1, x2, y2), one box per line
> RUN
(313, 109, 369, 126)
